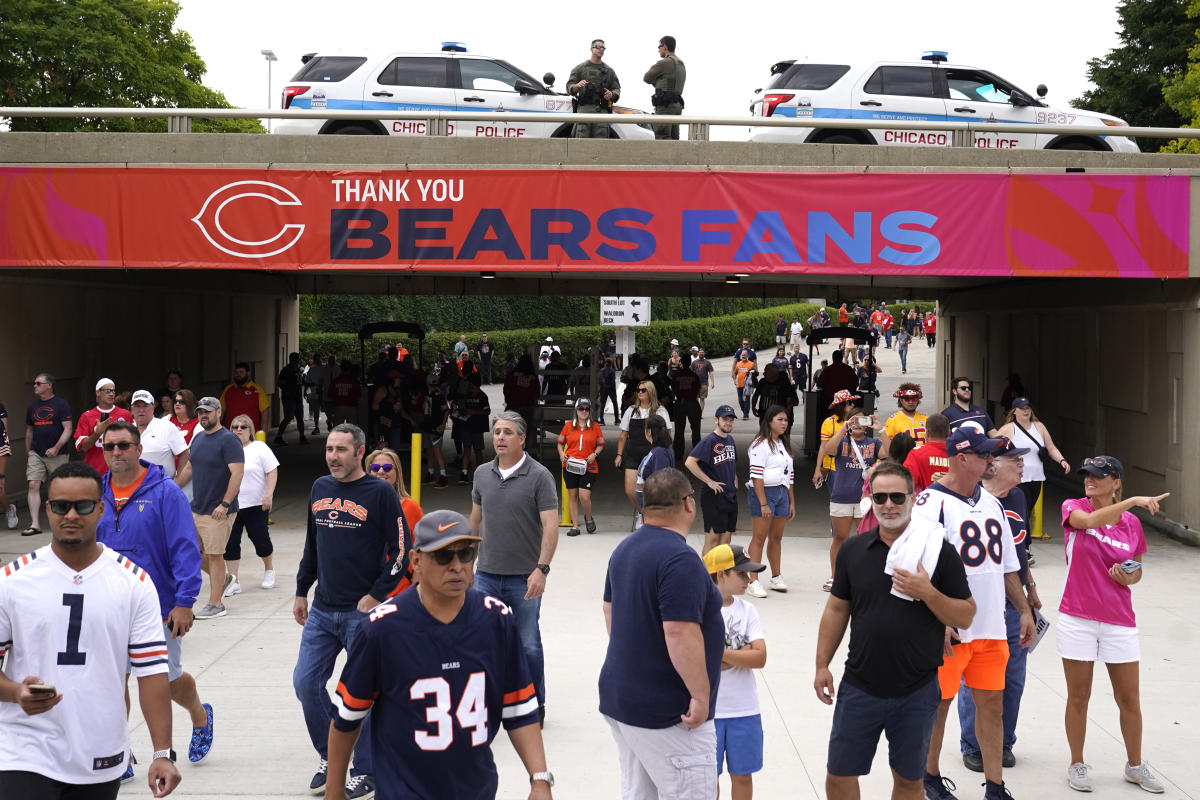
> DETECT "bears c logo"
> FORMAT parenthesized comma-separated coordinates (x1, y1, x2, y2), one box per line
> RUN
(191, 181, 305, 258)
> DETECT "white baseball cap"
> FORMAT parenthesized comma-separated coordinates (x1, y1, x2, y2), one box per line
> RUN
(131, 390, 155, 405)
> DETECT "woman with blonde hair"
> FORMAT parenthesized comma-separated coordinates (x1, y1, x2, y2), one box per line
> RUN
(222, 414, 279, 595)
(366, 447, 422, 598)
(614, 379, 672, 530)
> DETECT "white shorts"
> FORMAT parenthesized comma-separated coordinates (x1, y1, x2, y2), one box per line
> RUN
(829, 502, 864, 519)
(1056, 611, 1140, 663)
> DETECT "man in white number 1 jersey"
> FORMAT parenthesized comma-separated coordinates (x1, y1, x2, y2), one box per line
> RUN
(0, 461, 180, 799)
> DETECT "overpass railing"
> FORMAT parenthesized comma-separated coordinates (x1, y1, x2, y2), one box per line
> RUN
(2, 106, 1200, 146)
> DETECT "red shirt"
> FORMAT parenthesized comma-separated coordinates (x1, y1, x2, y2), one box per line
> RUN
(903, 441, 949, 494)
(75, 406, 134, 475)
(883, 313, 894, 330)
(924, 316, 937, 334)
(170, 415, 200, 445)
(329, 373, 362, 405)
(220, 380, 269, 430)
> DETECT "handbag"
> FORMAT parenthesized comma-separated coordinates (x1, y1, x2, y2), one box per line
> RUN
(1012, 419, 1049, 462)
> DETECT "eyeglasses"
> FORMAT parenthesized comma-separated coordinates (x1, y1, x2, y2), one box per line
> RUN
(871, 492, 909, 506)
(102, 441, 136, 452)
(99, 387, 116, 393)
(426, 544, 478, 566)
(230, 424, 251, 430)
(369, 463, 395, 473)
(33, 381, 48, 385)
(680, 491, 695, 503)
(47, 499, 99, 516)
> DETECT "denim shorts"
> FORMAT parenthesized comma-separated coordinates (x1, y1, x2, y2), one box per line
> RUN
(747, 484, 789, 518)
(715, 714, 763, 776)
(827, 679, 939, 781)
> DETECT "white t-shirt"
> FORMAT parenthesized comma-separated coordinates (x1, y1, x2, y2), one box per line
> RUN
(0, 544, 166, 784)
(236, 440, 281, 509)
(618, 405, 672, 431)
(138, 415, 188, 477)
(913, 482, 1018, 642)
(747, 438, 793, 487)
(790, 321, 803, 337)
(715, 596, 765, 718)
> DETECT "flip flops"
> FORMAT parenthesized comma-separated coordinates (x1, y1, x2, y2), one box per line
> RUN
(21, 527, 41, 537)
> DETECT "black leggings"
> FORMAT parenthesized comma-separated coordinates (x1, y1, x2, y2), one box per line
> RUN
(224, 505, 274, 561)
(0, 771, 119, 800)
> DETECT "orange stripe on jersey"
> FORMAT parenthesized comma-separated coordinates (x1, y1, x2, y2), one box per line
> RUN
(502, 683, 536, 705)
(335, 682, 374, 710)
(130, 649, 168, 658)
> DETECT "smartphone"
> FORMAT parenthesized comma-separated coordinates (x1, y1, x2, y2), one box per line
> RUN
(1119, 559, 1142, 574)
(857, 416, 871, 426)
(29, 684, 56, 695)
(100, 411, 110, 422)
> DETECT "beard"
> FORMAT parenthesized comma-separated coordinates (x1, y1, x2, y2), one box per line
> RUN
(880, 504, 913, 530)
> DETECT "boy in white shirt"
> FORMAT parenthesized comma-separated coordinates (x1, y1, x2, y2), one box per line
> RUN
(703, 544, 768, 799)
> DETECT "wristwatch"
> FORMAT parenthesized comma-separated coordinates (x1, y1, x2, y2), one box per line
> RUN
(151, 748, 176, 762)
(536, 563, 551, 575)
(530, 771, 555, 786)
(219, 500, 231, 509)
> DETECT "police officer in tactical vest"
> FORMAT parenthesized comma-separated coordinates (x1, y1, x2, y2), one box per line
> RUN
(568, 39, 622, 139)
(643, 36, 686, 140)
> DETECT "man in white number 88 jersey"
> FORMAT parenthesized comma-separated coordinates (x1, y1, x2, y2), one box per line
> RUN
(912, 425, 1034, 800)
(327, 510, 553, 800)
(0, 462, 179, 799)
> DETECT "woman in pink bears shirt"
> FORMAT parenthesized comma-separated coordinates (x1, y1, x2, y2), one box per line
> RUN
(1059, 455, 1169, 794)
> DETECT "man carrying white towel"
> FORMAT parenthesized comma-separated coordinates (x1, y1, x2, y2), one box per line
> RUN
(815, 462, 975, 800)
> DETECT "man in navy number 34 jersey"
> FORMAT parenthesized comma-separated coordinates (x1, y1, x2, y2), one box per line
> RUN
(327, 509, 554, 800)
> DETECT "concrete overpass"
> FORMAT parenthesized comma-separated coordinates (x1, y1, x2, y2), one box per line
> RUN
(2, 133, 1199, 533)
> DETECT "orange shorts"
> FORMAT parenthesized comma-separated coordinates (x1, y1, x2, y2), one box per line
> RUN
(937, 638, 1009, 699)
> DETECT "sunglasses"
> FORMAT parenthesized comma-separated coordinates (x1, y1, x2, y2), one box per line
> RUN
(48, 499, 99, 516)
(871, 492, 909, 506)
(102, 441, 136, 452)
(956, 386, 972, 392)
(230, 424, 251, 430)
(592, 45, 606, 50)
(369, 463, 395, 473)
(427, 544, 478, 566)
(1081, 457, 1119, 475)
(637, 388, 648, 394)
(99, 387, 116, 393)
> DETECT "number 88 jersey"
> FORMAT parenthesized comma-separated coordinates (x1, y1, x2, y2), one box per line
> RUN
(913, 483, 1019, 642)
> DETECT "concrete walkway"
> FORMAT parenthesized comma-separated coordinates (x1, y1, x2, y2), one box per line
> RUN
(2, 335, 1196, 799)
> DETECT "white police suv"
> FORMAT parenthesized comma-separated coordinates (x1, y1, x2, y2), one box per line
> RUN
(749, 52, 1138, 152)
(275, 43, 653, 140)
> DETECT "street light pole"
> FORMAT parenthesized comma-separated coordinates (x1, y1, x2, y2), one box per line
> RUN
(261, 49, 277, 132)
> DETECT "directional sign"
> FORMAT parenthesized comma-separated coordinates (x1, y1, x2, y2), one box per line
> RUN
(600, 296, 651, 327)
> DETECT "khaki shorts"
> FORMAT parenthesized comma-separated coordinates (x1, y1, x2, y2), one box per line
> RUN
(193, 512, 235, 555)
(698, 385, 710, 401)
(26, 452, 69, 482)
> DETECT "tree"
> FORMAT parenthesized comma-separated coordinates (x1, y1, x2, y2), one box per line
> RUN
(1162, 0, 1200, 152)
(0, 0, 263, 133)
(1073, 0, 1193, 152)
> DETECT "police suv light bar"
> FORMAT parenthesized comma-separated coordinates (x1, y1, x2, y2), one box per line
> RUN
(921, 51, 949, 63)
(441, 42, 468, 52)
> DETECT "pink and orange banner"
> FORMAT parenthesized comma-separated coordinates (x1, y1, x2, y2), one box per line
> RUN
(0, 167, 1188, 277)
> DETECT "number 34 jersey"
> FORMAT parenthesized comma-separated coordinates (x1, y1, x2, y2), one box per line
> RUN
(0, 544, 166, 784)
(913, 483, 1019, 642)
(334, 587, 539, 800)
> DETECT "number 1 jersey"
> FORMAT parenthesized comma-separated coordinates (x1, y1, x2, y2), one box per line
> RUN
(0, 545, 166, 784)
(913, 483, 1018, 642)
(333, 587, 539, 800)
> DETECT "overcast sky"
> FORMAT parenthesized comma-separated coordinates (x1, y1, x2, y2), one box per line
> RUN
(177, 0, 1124, 140)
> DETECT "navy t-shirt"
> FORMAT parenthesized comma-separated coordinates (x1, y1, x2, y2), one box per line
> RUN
(998, 488, 1030, 586)
(942, 403, 996, 434)
(689, 433, 737, 502)
(828, 436, 882, 503)
(788, 353, 809, 386)
(25, 396, 73, 456)
(463, 391, 491, 433)
(188, 427, 245, 514)
(599, 526, 725, 728)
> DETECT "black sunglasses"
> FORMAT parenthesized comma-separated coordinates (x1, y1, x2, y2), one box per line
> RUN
(102, 441, 136, 452)
(369, 463, 395, 473)
(427, 544, 478, 566)
(47, 499, 100, 516)
(871, 492, 909, 506)
(637, 388, 648, 394)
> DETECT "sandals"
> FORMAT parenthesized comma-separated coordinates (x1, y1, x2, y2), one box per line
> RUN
(21, 527, 41, 537)
(822, 578, 834, 592)
(585, 518, 597, 534)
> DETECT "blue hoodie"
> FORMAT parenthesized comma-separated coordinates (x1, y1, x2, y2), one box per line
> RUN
(98, 460, 203, 620)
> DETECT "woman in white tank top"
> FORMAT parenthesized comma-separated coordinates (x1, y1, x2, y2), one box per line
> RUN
(998, 397, 1070, 542)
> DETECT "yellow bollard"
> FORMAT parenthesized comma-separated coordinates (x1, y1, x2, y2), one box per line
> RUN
(1031, 484, 1049, 539)
(559, 468, 573, 528)
(410, 432, 423, 507)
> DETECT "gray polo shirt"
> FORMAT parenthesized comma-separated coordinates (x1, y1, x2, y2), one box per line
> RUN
(472, 455, 559, 575)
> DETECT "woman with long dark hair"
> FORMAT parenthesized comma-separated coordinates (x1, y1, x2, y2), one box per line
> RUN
(744, 405, 794, 598)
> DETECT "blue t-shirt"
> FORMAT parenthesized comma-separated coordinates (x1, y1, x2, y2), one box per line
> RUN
(788, 353, 809, 386)
(635, 447, 676, 509)
(998, 488, 1030, 586)
(25, 396, 73, 456)
(827, 436, 882, 503)
(599, 526, 725, 728)
(332, 588, 537, 800)
(188, 427, 245, 514)
(689, 432, 737, 502)
(942, 403, 996, 434)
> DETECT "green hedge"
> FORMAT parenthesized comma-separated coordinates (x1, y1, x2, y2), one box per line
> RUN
(299, 300, 937, 370)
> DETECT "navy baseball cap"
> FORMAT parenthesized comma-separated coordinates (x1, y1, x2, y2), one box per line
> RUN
(993, 437, 1030, 458)
(714, 405, 737, 419)
(1078, 455, 1124, 479)
(1011, 396, 1031, 409)
(945, 426, 1005, 455)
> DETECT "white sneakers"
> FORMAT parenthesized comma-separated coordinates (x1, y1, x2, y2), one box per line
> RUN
(768, 575, 788, 592)
(746, 576, 788, 598)
(1067, 762, 1093, 792)
(5, 505, 17, 530)
(224, 572, 275, 595)
(223, 579, 242, 598)
(1124, 762, 1165, 793)
(746, 580, 768, 598)
(262, 570, 276, 590)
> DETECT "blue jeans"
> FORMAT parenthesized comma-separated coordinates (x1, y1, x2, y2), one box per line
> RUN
(884, 329, 893, 348)
(958, 601, 1027, 753)
(899, 346, 908, 372)
(293, 605, 373, 774)
(474, 571, 545, 707)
